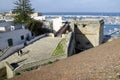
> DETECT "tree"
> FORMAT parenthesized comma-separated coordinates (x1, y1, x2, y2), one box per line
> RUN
(26, 19, 43, 36)
(13, 0, 49, 36)
(26, 19, 52, 36)
(13, 0, 34, 24)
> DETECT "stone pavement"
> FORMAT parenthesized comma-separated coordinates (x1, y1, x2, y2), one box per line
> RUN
(0, 37, 62, 69)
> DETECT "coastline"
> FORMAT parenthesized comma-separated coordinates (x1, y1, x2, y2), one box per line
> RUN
(42, 12, 120, 16)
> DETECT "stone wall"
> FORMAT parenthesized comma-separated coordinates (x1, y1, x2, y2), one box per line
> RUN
(0, 67, 6, 80)
(71, 19, 104, 52)
(5, 62, 15, 79)
(14, 54, 67, 74)
(66, 32, 75, 56)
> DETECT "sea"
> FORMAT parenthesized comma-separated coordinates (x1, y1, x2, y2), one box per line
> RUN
(104, 25, 120, 37)
(43, 12, 120, 16)
(43, 12, 120, 38)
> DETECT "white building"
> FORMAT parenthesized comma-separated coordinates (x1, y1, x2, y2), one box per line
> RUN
(31, 12, 45, 21)
(0, 21, 33, 50)
(52, 17, 63, 32)
(30, 12, 42, 18)
(32, 16, 46, 21)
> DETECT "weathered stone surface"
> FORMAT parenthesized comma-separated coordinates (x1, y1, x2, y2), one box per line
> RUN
(71, 19, 104, 51)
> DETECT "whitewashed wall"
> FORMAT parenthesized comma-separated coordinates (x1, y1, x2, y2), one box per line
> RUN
(52, 17, 63, 32)
(0, 27, 6, 32)
(0, 29, 32, 50)
(33, 16, 45, 21)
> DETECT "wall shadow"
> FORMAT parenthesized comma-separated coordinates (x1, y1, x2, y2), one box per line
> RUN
(103, 35, 111, 43)
(74, 24, 94, 54)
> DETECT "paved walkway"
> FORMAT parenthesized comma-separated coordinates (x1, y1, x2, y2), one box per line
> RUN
(0, 34, 46, 61)
(0, 37, 62, 69)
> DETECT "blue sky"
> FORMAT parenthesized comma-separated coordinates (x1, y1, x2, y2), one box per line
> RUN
(0, 0, 120, 12)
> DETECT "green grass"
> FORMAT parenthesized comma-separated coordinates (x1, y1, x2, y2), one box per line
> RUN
(52, 38, 66, 56)
(47, 61, 53, 64)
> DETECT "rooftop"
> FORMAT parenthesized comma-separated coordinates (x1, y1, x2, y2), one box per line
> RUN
(0, 21, 13, 27)
(74, 19, 104, 24)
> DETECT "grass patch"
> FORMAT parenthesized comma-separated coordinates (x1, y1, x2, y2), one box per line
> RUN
(48, 61, 53, 64)
(52, 38, 66, 56)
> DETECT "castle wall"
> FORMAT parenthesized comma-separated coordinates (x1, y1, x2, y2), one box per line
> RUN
(71, 19, 104, 52)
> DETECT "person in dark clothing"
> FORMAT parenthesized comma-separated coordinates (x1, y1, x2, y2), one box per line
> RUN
(18, 49, 23, 56)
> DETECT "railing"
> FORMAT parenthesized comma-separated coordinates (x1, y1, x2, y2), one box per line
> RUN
(0, 47, 10, 57)
(0, 44, 24, 61)
(108, 29, 120, 35)
(54, 23, 70, 37)
(26, 34, 47, 45)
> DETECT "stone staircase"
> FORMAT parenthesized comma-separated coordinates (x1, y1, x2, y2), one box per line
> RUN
(0, 47, 10, 57)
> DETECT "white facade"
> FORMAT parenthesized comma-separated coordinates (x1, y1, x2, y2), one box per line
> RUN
(32, 16, 46, 21)
(0, 25, 15, 32)
(52, 17, 63, 32)
(0, 14, 4, 20)
(31, 12, 41, 17)
(0, 29, 32, 50)
(0, 27, 6, 32)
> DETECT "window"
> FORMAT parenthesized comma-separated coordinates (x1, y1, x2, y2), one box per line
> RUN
(26, 34, 30, 41)
(31, 33, 34, 36)
(8, 39, 13, 47)
(21, 35, 24, 40)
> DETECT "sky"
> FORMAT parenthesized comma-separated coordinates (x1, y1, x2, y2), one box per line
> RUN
(0, 0, 120, 13)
